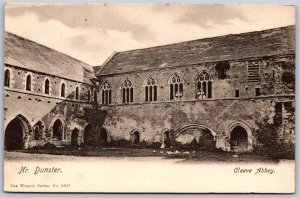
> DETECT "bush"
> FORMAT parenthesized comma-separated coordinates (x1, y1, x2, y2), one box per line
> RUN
(43, 142, 57, 149)
(254, 118, 295, 160)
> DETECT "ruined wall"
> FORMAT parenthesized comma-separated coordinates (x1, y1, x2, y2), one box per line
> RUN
(97, 55, 295, 105)
(4, 65, 94, 148)
(97, 55, 295, 151)
(6, 65, 93, 101)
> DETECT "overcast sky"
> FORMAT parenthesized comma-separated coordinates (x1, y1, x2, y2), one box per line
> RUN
(5, 4, 295, 66)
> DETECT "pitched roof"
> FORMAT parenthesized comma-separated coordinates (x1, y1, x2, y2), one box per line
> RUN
(5, 32, 94, 84)
(97, 25, 295, 76)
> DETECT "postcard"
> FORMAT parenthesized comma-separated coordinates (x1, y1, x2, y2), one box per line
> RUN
(3, 3, 295, 193)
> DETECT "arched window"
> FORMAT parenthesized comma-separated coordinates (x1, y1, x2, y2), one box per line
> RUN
(44, 79, 50, 95)
(4, 69, 10, 87)
(26, 74, 31, 91)
(122, 79, 133, 103)
(144, 77, 158, 102)
(101, 81, 112, 105)
(169, 74, 184, 100)
(61, 83, 65, 97)
(196, 71, 213, 99)
(75, 86, 79, 100)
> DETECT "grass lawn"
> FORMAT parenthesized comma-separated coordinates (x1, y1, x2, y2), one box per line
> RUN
(6, 146, 279, 163)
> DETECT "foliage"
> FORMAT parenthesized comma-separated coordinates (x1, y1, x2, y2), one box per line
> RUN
(215, 61, 230, 79)
(254, 117, 295, 159)
(281, 71, 295, 84)
(83, 101, 107, 146)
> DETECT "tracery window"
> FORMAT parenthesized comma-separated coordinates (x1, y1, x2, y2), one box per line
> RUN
(101, 81, 112, 105)
(122, 79, 133, 103)
(169, 74, 183, 100)
(144, 77, 157, 102)
(196, 71, 213, 99)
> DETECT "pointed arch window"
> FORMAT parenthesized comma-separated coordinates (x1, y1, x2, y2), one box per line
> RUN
(26, 74, 32, 91)
(144, 77, 158, 102)
(61, 83, 66, 97)
(169, 74, 184, 100)
(122, 79, 133, 103)
(44, 79, 50, 95)
(196, 71, 213, 99)
(4, 69, 10, 87)
(101, 81, 112, 105)
(75, 86, 80, 100)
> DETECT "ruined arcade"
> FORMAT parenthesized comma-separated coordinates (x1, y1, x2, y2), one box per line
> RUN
(4, 25, 295, 152)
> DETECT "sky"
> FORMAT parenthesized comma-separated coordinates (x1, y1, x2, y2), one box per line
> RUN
(5, 4, 295, 66)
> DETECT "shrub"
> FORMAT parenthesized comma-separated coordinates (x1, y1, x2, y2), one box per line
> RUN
(43, 142, 57, 149)
(254, 118, 295, 159)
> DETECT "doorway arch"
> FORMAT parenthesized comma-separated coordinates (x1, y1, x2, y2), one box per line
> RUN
(99, 127, 108, 144)
(130, 129, 140, 145)
(4, 115, 31, 150)
(52, 119, 64, 141)
(71, 128, 79, 146)
(84, 124, 93, 145)
(227, 120, 253, 152)
(230, 126, 248, 151)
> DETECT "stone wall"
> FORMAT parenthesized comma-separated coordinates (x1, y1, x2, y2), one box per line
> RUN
(96, 55, 295, 151)
(97, 55, 295, 105)
(4, 65, 95, 148)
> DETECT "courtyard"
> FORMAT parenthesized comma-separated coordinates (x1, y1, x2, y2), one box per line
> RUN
(5, 147, 280, 163)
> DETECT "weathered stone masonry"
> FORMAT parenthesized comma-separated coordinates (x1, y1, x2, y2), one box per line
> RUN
(95, 25, 295, 152)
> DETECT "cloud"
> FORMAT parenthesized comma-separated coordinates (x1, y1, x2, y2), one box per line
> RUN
(5, 4, 295, 66)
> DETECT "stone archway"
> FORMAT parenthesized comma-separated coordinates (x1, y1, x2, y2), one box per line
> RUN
(5, 115, 31, 150)
(226, 120, 253, 152)
(130, 129, 140, 145)
(174, 124, 217, 150)
(161, 129, 171, 148)
(52, 119, 64, 141)
(71, 128, 79, 146)
(99, 127, 108, 144)
(84, 124, 93, 146)
(230, 126, 248, 152)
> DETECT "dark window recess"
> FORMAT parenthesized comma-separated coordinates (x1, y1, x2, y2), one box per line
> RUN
(44, 79, 50, 94)
(75, 87, 79, 99)
(235, 90, 240, 98)
(215, 61, 230, 79)
(61, 83, 65, 97)
(274, 102, 283, 126)
(281, 72, 295, 84)
(255, 88, 261, 96)
(4, 69, 10, 87)
(26, 75, 31, 91)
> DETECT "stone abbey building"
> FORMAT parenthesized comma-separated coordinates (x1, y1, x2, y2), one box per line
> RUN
(4, 25, 295, 152)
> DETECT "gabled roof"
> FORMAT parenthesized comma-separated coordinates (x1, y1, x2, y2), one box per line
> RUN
(97, 25, 295, 76)
(5, 32, 94, 84)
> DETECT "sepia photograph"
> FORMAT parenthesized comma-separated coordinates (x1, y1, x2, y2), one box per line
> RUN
(3, 3, 296, 193)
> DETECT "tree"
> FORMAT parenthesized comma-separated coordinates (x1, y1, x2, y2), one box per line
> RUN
(83, 94, 107, 146)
